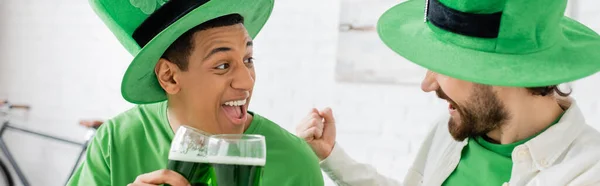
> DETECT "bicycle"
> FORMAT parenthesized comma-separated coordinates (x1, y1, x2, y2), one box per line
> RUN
(0, 99, 103, 186)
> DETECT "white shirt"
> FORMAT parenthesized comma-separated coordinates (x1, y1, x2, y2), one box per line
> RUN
(320, 100, 600, 186)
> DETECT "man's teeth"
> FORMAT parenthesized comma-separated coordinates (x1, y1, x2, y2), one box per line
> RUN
(224, 99, 246, 106)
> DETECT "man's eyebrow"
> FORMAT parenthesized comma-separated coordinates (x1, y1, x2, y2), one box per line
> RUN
(202, 40, 253, 60)
(204, 47, 232, 60)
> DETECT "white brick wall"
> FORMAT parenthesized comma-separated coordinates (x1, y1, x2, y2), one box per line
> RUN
(0, 0, 598, 185)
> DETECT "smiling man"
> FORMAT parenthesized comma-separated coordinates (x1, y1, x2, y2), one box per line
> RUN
(66, 0, 323, 186)
(297, 0, 600, 185)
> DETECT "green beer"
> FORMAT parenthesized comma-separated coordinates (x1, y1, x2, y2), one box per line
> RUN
(211, 157, 265, 186)
(167, 152, 214, 186)
(207, 134, 266, 186)
(167, 127, 266, 186)
(167, 125, 213, 186)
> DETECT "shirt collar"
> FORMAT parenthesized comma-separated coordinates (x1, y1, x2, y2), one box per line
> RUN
(524, 97, 586, 169)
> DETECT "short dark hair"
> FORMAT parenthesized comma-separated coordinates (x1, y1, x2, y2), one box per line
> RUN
(526, 85, 571, 97)
(161, 14, 244, 71)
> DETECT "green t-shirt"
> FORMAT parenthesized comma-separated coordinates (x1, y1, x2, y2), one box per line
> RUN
(442, 115, 562, 186)
(66, 101, 324, 186)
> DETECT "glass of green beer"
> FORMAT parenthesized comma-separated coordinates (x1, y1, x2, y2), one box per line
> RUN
(167, 125, 214, 186)
(206, 134, 266, 186)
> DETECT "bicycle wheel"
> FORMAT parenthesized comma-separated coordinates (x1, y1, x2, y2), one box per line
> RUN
(0, 159, 14, 186)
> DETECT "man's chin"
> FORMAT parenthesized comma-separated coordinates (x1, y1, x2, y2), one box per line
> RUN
(450, 133, 469, 141)
(215, 117, 246, 134)
(448, 120, 469, 141)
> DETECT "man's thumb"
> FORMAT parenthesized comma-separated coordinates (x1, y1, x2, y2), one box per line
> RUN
(319, 107, 335, 124)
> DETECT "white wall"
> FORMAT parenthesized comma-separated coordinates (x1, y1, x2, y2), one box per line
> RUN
(0, 0, 598, 185)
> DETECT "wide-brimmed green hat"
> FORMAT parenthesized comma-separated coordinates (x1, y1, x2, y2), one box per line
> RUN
(89, 0, 274, 104)
(377, 0, 600, 87)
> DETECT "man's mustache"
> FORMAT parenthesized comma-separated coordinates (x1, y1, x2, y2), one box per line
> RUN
(436, 88, 458, 107)
(436, 88, 449, 101)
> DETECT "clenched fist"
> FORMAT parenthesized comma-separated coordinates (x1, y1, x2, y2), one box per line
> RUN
(296, 107, 336, 160)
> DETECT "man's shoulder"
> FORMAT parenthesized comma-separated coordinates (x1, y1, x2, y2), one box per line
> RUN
(96, 101, 168, 144)
(84, 101, 169, 185)
(104, 101, 165, 129)
(565, 124, 600, 158)
(251, 113, 306, 145)
(539, 125, 600, 184)
(250, 112, 318, 158)
(250, 113, 324, 184)
(576, 123, 600, 144)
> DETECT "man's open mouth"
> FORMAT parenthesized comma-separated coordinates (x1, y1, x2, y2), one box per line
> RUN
(222, 99, 247, 121)
(449, 102, 457, 110)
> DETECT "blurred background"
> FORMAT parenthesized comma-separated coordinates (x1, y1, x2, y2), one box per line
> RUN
(0, 0, 598, 185)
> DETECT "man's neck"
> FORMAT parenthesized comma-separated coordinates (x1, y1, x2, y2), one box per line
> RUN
(166, 100, 253, 134)
(485, 96, 566, 144)
(167, 105, 184, 134)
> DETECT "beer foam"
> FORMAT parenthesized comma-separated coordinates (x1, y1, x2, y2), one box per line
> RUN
(207, 156, 266, 166)
(169, 152, 265, 166)
(168, 152, 211, 163)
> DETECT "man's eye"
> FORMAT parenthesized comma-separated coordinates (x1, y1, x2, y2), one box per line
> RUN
(244, 57, 254, 64)
(215, 63, 230, 70)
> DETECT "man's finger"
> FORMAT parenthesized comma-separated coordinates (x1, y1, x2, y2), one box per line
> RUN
(127, 183, 155, 186)
(308, 126, 324, 139)
(299, 128, 315, 141)
(310, 108, 319, 114)
(319, 107, 335, 124)
(296, 114, 311, 132)
(313, 126, 324, 139)
(309, 117, 324, 137)
(134, 169, 189, 186)
(309, 117, 323, 127)
(296, 111, 321, 133)
(299, 127, 323, 141)
(316, 118, 324, 132)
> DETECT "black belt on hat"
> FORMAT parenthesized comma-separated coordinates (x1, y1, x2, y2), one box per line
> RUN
(133, 0, 211, 47)
(426, 0, 502, 38)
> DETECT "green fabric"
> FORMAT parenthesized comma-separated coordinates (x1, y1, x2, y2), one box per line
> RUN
(442, 114, 564, 186)
(66, 101, 324, 186)
(441, 138, 514, 186)
(88, 0, 274, 104)
(377, 0, 600, 87)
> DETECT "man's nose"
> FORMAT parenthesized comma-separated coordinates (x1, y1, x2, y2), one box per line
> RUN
(421, 70, 439, 92)
(231, 64, 254, 91)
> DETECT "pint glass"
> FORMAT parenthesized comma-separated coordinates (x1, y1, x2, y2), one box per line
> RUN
(206, 134, 266, 186)
(167, 126, 213, 186)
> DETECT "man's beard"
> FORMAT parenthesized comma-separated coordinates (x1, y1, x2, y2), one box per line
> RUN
(436, 84, 510, 141)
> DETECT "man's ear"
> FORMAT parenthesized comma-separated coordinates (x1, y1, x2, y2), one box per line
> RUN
(155, 58, 182, 94)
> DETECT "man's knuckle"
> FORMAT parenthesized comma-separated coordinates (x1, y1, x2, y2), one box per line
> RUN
(159, 169, 171, 176)
(134, 176, 142, 182)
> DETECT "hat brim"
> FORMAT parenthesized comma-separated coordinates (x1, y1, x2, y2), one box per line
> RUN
(121, 0, 274, 104)
(377, 0, 600, 87)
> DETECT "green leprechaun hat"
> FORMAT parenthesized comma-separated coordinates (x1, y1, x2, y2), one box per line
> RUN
(89, 0, 274, 104)
(377, 0, 600, 86)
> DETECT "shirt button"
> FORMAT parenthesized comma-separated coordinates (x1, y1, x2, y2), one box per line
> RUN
(517, 148, 529, 159)
(540, 159, 550, 167)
